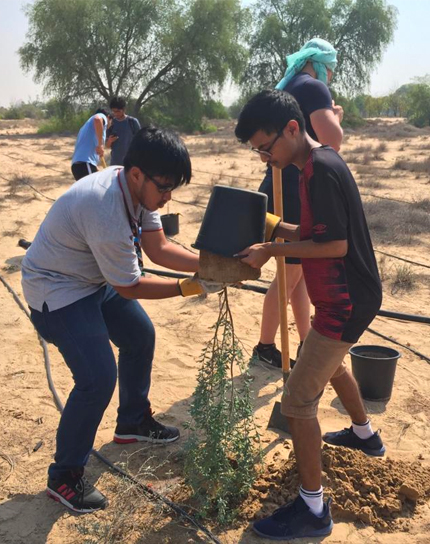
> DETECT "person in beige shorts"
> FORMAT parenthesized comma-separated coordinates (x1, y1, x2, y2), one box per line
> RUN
(235, 89, 384, 540)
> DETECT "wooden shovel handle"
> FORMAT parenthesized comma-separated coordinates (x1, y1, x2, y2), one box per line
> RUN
(272, 167, 290, 376)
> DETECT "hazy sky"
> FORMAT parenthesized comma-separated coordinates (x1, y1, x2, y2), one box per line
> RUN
(0, 0, 428, 107)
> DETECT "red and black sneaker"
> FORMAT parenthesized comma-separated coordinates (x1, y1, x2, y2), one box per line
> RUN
(47, 470, 108, 513)
(114, 410, 180, 444)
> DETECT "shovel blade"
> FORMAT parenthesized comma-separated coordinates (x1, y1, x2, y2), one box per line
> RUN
(267, 401, 290, 433)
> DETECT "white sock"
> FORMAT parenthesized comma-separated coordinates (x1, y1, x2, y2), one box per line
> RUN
(352, 419, 374, 439)
(299, 485, 324, 516)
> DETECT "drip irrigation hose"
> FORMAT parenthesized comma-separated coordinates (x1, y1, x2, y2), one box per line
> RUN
(0, 274, 221, 544)
(0, 173, 56, 203)
(367, 327, 430, 364)
(143, 268, 430, 323)
(142, 268, 430, 361)
(4, 158, 429, 271)
(374, 249, 430, 270)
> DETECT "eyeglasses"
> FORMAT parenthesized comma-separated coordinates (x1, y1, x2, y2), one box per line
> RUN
(143, 172, 175, 194)
(251, 130, 283, 158)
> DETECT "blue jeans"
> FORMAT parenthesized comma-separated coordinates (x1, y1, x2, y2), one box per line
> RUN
(30, 285, 155, 479)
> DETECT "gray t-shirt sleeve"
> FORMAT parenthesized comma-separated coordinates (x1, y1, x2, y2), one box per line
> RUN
(141, 209, 163, 232)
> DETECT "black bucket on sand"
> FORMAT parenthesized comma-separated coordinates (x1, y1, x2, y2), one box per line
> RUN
(349, 345, 401, 402)
(161, 213, 179, 236)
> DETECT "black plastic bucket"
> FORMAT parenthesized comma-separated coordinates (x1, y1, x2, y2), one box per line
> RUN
(349, 345, 401, 402)
(193, 185, 267, 257)
(161, 213, 179, 236)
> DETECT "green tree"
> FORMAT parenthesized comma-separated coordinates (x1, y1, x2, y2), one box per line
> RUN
(20, 0, 248, 117)
(405, 81, 430, 127)
(242, 0, 397, 95)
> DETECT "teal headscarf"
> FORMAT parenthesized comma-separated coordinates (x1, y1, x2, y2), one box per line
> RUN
(276, 38, 337, 90)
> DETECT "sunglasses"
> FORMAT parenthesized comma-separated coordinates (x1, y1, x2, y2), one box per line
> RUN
(250, 130, 283, 158)
(143, 172, 175, 194)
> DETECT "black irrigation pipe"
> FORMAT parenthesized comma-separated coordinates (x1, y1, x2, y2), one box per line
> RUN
(0, 173, 56, 202)
(360, 191, 414, 205)
(378, 309, 430, 324)
(143, 267, 430, 362)
(367, 327, 430, 364)
(374, 249, 430, 270)
(0, 274, 222, 544)
(3, 159, 428, 272)
(193, 168, 262, 182)
(143, 267, 430, 324)
(0, 151, 66, 175)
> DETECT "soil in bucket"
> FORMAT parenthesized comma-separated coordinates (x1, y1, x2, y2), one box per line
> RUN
(349, 345, 401, 402)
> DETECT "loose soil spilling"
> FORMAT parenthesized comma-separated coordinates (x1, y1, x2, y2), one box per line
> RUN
(240, 444, 430, 532)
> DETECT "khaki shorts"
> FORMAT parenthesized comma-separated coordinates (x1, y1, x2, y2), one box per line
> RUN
(281, 327, 353, 419)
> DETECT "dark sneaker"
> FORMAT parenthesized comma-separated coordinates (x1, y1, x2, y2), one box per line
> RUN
(47, 470, 108, 513)
(253, 495, 333, 540)
(322, 427, 385, 457)
(252, 342, 301, 370)
(114, 411, 180, 444)
(252, 343, 282, 368)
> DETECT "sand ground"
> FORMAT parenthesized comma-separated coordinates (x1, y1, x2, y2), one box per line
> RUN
(0, 118, 429, 543)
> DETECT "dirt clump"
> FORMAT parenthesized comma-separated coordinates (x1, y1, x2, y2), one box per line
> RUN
(240, 444, 430, 532)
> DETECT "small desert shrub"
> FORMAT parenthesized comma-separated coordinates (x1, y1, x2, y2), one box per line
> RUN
(375, 142, 387, 153)
(359, 178, 383, 189)
(390, 264, 417, 294)
(364, 199, 430, 245)
(393, 157, 430, 174)
(412, 198, 430, 212)
(185, 290, 260, 524)
(350, 144, 374, 154)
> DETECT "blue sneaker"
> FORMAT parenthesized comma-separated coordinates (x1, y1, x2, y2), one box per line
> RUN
(253, 495, 333, 540)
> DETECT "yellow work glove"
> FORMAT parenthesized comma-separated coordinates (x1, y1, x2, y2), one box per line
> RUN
(265, 212, 281, 242)
(178, 275, 225, 297)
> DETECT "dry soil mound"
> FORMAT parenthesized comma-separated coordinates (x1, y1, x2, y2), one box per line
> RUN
(241, 444, 430, 532)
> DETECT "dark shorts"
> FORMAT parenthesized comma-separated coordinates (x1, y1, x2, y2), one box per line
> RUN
(71, 162, 98, 181)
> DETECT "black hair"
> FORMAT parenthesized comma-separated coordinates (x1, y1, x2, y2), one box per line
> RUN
(124, 126, 192, 188)
(110, 96, 127, 110)
(235, 90, 305, 143)
(95, 107, 110, 117)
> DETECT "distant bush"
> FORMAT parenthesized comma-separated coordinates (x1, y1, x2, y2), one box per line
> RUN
(331, 91, 365, 129)
(202, 122, 218, 134)
(1, 101, 46, 120)
(203, 99, 229, 119)
(38, 110, 92, 134)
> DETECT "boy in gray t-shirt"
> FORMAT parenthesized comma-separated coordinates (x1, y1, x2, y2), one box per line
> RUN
(22, 126, 219, 514)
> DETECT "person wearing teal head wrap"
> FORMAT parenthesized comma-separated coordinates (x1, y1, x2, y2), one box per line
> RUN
(276, 38, 338, 90)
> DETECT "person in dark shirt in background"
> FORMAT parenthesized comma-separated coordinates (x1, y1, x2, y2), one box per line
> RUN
(254, 38, 344, 369)
(235, 90, 384, 541)
(107, 96, 141, 166)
